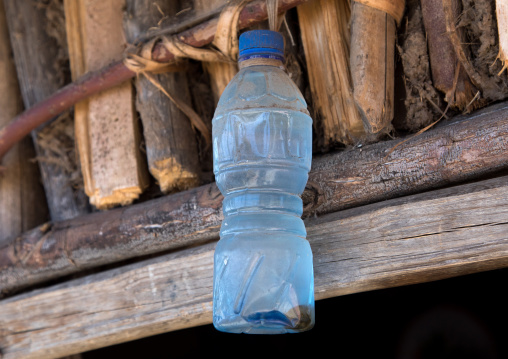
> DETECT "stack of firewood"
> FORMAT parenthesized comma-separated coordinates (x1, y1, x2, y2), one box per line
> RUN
(1, 0, 507, 244)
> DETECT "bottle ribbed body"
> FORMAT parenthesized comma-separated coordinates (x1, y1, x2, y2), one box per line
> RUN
(212, 64, 314, 334)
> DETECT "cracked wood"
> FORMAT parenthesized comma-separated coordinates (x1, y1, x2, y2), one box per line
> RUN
(0, 175, 507, 358)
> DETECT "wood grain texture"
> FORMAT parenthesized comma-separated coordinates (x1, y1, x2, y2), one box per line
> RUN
(298, 0, 367, 147)
(123, 0, 200, 193)
(0, 0, 48, 245)
(350, 1, 395, 134)
(1, 175, 507, 358)
(1, 101, 508, 295)
(310, 176, 508, 298)
(65, 0, 148, 209)
(2, 0, 89, 222)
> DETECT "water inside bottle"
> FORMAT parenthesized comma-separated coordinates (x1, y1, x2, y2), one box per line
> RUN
(212, 62, 315, 334)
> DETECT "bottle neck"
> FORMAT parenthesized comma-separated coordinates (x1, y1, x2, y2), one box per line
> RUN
(238, 57, 285, 70)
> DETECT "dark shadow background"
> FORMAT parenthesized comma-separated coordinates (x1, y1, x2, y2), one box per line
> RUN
(82, 267, 508, 359)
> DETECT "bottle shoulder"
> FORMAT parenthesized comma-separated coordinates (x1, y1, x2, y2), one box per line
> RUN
(214, 65, 309, 117)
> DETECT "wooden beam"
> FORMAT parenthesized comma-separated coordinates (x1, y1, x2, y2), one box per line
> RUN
(123, 0, 200, 193)
(0, 0, 48, 245)
(1, 175, 507, 358)
(1, 101, 508, 295)
(311, 176, 508, 298)
(65, 0, 148, 209)
(2, 0, 89, 221)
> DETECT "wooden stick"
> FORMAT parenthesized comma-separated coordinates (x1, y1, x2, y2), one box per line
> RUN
(298, 0, 368, 147)
(0, 0, 309, 164)
(124, 0, 200, 193)
(350, 1, 395, 134)
(0, 0, 48, 245)
(1, 175, 508, 358)
(497, 0, 508, 75)
(2, 101, 508, 296)
(420, 0, 479, 110)
(194, 0, 239, 104)
(2, 0, 89, 221)
(64, 0, 93, 200)
(397, 0, 444, 131)
(64, 0, 148, 209)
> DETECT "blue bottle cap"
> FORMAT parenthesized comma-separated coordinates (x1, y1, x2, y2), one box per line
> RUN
(239, 30, 284, 61)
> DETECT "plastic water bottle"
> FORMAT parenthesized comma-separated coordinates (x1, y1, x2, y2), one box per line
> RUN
(212, 30, 314, 334)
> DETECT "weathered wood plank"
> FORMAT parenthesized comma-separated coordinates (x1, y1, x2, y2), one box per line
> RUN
(0, 0, 48, 245)
(65, 0, 148, 209)
(311, 176, 508, 298)
(123, 0, 200, 193)
(2, 0, 89, 221)
(1, 101, 508, 295)
(1, 175, 507, 358)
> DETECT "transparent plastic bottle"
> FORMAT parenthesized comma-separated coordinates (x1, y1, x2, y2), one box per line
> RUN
(212, 30, 314, 334)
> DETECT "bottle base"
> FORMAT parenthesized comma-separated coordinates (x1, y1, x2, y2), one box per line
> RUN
(214, 305, 314, 334)
(213, 232, 315, 334)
